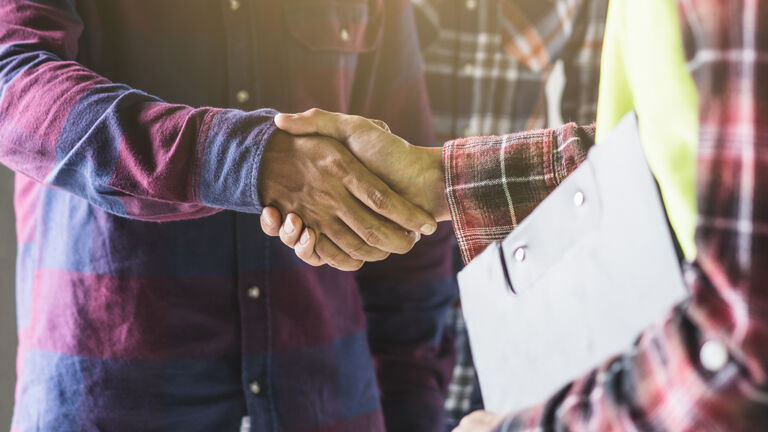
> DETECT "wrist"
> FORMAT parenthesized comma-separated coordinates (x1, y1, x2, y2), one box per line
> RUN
(419, 147, 450, 222)
(257, 130, 295, 210)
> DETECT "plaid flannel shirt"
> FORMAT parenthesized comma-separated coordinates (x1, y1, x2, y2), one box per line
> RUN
(411, 0, 607, 426)
(443, 0, 768, 429)
(0, 1, 456, 431)
(412, 0, 607, 143)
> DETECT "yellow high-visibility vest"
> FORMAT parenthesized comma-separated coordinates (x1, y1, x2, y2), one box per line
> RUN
(596, 0, 699, 260)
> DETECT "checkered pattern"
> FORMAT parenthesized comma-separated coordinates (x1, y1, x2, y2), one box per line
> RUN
(413, 0, 607, 143)
(444, 124, 593, 264)
(442, 309, 479, 417)
(411, 1, 607, 425)
(443, 0, 768, 429)
(0, 1, 456, 431)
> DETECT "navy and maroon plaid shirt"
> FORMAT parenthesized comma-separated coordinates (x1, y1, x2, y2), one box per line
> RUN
(0, 1, 456, 431)
(443, 0, 768, 429)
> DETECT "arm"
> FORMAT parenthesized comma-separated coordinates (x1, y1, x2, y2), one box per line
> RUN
(0, 0, 434, 267)
(0, 0, 275, 221)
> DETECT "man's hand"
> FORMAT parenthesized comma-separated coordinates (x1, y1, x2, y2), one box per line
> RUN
(452, 411, 504, 432)
(275, 109, 450, 221)
(258, 129, 437, 271)
(260, 109, 451, 269)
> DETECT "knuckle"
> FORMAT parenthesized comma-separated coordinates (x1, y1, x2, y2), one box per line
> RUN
(321, 246, 344, 268)
(350, 115, 367, 126)
(306, 107, 322, 117)
(362, 228, 383, 248)
(327, 158, 350, 178)
(315, 188, 336, 205)
(344, 240, 369, 260)
(366, 187, 389, 212)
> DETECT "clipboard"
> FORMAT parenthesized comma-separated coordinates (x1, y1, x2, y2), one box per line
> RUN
(457, 113, 688, 414)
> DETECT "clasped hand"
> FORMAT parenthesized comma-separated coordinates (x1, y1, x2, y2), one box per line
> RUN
(259, 108, 449, 270)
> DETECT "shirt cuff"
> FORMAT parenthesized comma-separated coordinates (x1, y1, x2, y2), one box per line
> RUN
(198, 108, 279, 213)
(443, 124, 594, 264)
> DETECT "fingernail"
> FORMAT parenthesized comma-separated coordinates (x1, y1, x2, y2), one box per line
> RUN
(284, 218, 295, 234)
(420, 224, 437, 235)
(300, 230, 310, 245)
(263, 216, 274, 227)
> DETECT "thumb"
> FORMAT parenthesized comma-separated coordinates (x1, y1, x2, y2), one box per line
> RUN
(273, 112, 317, 136)
(274, 108, 354, 141)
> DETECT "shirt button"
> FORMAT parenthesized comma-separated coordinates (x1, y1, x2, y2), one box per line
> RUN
(463, 63, 474, 76)
(340, 28, 350, 42)
(229, 0, 241, 11)
(247, 286, 261, 299)
(573, 191, 585, 207)
(249, 380, 261, 395)
(700, 340, 729, 372)
(513, 247, 526, 263)
(465, 0, 477, 11)
(236, 90, 250, 104)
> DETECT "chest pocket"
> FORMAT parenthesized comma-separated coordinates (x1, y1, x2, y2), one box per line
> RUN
(283, 0, 384, 53)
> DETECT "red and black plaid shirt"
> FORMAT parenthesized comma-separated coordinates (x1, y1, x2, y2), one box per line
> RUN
(443, 0, 768, 429)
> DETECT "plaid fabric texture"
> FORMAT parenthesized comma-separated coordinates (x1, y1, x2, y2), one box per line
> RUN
(444, 123, 594, 270)
(0, 1, 456, 431)
(443, 0, 768, 429)
(442, 308, 484, 430)
(411, 1, 606, 425)
(412, 0, 607, 143)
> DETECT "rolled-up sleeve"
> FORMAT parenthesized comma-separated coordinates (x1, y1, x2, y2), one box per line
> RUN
(443, 123, 595, 263)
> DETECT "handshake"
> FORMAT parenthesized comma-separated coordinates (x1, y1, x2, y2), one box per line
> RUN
(258, 109, 451, 270)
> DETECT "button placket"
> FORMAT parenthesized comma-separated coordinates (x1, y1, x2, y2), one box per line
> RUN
(221, 0, 253, 108)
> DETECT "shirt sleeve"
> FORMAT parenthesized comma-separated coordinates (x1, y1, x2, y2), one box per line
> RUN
(0, 0, 277, 222)
(443, 123, 595, 263)
(351, 2, 456, 431)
